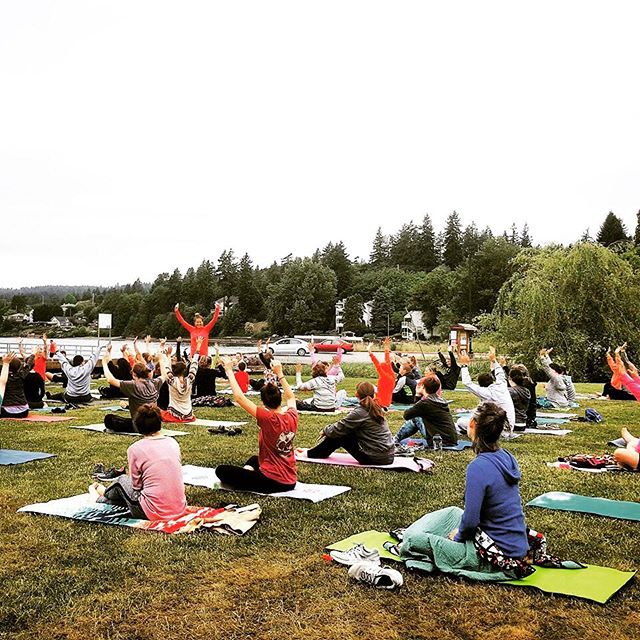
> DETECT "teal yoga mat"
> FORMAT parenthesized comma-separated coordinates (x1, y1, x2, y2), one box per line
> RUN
(326, 530, 635, 603)
(527, 491, 640, 522)
(0, 450, 55, 465)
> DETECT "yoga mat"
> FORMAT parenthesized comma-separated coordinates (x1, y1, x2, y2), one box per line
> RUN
(608, 438, 625, 447)
(523, 428, 572, 436)
(182, 465, 351, 503)
(400, 438, 473, 451)
(326, 530, 401, 561)
(191, 419, 248, 428)
(527, 491, 640, 522)
(218, 388, 260, 396)
(537, 412, 577, 419)
(296, 409, 350, 416)
(325, 530, 635, 603)
(70, 424, 188, 437)
(18, 494, 261, 536)
(99, 405, 129, 412)
(505, 564, 635, 604)
(295, 449, 433, 473)
(3, 414, 74, 423)
(0, 450, 56, 465)
(456, 410, 568, 427)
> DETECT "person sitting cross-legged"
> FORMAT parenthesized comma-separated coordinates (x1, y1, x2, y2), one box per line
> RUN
(215, 357, 298, 494)
(306, 381, 395, 465)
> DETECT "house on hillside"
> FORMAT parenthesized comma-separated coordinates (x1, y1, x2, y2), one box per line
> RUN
(3, 312, 32, 324)
(335, 298, 375, 333)
(215, 296, 238, 316)
(50, 316, 72, 328)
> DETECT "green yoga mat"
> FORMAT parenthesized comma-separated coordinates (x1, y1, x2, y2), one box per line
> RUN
(527, 491, 640, 522)
(326, 530, 635, 603)
(505, 564, 635, 604)
(326, 530, 401, 562)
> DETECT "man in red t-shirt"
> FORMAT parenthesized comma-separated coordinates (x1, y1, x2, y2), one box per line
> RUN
(216, 357, 298, 492)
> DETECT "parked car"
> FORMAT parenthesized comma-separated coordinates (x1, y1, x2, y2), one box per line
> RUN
(268, 337, 311, 356)
(312, 338, 354, 353)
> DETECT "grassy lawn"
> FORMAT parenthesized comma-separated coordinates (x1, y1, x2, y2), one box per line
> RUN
(1, 375, 639, 640)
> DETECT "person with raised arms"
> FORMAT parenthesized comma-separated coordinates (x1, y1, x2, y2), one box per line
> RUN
(215, 356, 298, 493)
(174, 302, 220, 358)
(368, 338, 396, 409)
(101, 343, 164, 433)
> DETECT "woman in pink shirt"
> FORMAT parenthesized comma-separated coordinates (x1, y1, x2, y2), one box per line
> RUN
(89, 404, 187, 520)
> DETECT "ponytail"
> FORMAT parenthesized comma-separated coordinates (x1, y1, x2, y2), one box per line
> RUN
(356, 381, 386, 424)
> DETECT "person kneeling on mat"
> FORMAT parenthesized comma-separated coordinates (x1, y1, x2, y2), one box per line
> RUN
(101, 343, 164, 433)
(306, 381, 395, 465)
(216, 356, 298, 494)
(89, 404, 187, 520)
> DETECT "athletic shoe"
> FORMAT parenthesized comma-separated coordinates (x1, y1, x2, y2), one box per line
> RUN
(91, 463, 106, 478)
(207, 426, 242, 436)
(329, 544, 380, 566)
(389, 527, 406, 542)
(348, 562, 403, 590)
(93, 466, 125, 482)
(394, 443, 414, 457)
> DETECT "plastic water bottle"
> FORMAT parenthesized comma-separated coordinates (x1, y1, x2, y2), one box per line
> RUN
(433, 434, 443, 452)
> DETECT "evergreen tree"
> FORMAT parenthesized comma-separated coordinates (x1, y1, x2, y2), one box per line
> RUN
(236, 254, 264, 321)
(388, 222, 420, 271)
(370, 227, 390, 267)
(509, 223, 518, 244)
(321, 241, 353, 297)
(596, 211, 629, 247)
(462, 222, 482, 259)
(634, 211, 640, 246)
(416, 213, 439, 272)
(342, 293, 366, 333)
(442, 211, 464, 269)
(520, 223, 532, 248)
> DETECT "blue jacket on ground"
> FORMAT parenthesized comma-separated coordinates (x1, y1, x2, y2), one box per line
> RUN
(454, 448, 528, 558)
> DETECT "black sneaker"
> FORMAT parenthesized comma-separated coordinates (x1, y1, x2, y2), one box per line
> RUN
(91, 463, 106, 478)
(208, 426, 242, 436)
(51, 407, 66, 414)
(94, 466, 125, 482)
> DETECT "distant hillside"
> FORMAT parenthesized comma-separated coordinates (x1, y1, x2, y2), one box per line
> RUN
(0, 285, 101, 298)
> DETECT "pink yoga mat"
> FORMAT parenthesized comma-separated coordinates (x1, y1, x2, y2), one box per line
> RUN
(295, 449, 433, 472)
(3, 414, 75, 423)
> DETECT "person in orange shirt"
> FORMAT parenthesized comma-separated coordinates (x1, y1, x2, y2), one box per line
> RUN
(174, 303, 220, 358)
(368, 337, 395, 408)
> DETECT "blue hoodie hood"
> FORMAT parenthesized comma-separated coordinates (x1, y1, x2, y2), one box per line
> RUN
(477, 448, 521, 485)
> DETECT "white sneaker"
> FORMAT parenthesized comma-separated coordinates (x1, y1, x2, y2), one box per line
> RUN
(329, 544, 380, 566)
(348, 561, 403, 590)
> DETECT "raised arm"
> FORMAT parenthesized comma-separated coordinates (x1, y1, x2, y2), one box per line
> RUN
(272, 360, 295, 408)
(539, 348, 558, 378)
(174, 303, 194, 331)
(0, 351, 15, 401)
(211, 343, 220, 368)
(204, 304, 221, 331)
(101, 344, 121, 388)
(221, 356, 257, 417)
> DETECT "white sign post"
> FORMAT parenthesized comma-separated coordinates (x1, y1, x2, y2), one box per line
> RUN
(98, 313, 113, 344)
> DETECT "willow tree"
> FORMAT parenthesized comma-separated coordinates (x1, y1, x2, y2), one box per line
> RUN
(491, 243, 640, 380)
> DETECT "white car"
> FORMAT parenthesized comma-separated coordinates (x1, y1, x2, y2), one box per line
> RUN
(267, 338, 311, 357)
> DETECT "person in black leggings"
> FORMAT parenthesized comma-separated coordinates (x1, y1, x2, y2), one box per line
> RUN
(215, 357, 298, 494)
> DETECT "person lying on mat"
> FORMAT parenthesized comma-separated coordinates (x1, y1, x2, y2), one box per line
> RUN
(295, 360, 344, 412)
(157, 338, 201, 423)
(394, 374, 458, 448)
(613, 428, 640, 470)
(456, 348, 515, 435)
(600, 346, 636, 400)
(0, 351, 16, 405)
(368, 338, 396, 409)
(607, 345, 640, 402)
(101, 343, 164, 433)
(215, 356, 298, 494)
(399, 401, 567, 579)
(89, 404, 187, 520)
(0, 352, 34, 418)
(174, 302, 220, 358)
(538, 348, 570, 408)
(306, 381, 395, 465)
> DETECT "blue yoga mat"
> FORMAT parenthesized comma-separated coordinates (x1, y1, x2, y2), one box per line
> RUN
(528, 492, 640, 522)
(400, 438, 473, 451)
(0, 450, 56, 465)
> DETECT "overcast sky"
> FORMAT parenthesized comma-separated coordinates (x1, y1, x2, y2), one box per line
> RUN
(1, 1, 639, 288)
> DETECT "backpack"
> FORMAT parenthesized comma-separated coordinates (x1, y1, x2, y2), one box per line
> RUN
(585, 408, 603, 423)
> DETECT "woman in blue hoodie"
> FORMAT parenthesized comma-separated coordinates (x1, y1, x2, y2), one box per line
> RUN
(449, 401, 528, 560)
(398, 401, 569, 579)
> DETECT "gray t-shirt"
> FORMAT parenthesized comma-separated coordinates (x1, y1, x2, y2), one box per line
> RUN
(120, 378, 163, 418)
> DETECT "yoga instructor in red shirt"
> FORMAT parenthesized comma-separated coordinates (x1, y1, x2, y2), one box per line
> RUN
(174, 303, 220, 358)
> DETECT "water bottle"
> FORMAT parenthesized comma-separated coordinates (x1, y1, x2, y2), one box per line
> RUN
(433, 434, 443, 452)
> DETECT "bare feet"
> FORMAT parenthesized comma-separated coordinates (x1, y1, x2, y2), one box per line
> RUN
(621, 428, 633, 444)
(88, 482, 106, 501)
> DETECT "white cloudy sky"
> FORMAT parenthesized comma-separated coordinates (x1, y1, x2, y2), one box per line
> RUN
(1, 1, 639, 287)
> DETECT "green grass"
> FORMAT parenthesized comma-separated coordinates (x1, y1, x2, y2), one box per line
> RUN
(1, 379, 639, 640)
